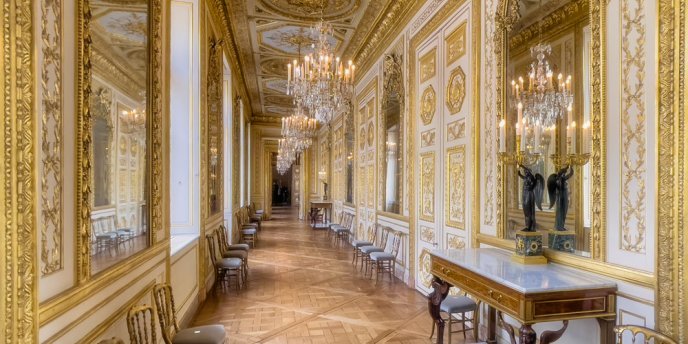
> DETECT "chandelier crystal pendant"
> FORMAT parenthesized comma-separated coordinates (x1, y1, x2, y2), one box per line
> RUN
(281, 104, 317, 153)
(285, 18, 355, 126)
(510, 43, 573, 152)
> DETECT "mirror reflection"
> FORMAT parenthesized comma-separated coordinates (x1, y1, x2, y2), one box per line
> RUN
(503, 0, 592, 256)
(90, 0, 150, 274)
(345, 105, 354, 204)
(381, 54, 403, 214)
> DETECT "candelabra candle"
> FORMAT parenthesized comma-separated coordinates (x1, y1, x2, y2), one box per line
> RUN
(499, 119, 506, 153)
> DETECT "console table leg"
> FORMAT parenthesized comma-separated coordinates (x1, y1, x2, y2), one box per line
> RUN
(428, 277, 450, 343)
(519, 324, 537, 344)
(597, 317, 616, 344)
(487, 306, 499, 344)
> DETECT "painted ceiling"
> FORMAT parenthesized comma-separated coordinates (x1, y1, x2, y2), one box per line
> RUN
(225, 0, 394, 121)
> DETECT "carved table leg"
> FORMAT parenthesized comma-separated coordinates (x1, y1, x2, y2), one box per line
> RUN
(519, 324, 537, 344)
(597, 317, 616, 344)
(428, 277, 450, 343)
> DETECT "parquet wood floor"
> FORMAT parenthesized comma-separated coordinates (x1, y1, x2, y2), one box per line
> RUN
(191, 207, 479, 344)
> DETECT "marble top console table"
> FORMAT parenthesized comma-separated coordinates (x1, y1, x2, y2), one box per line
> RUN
(429, 248, 617, 344)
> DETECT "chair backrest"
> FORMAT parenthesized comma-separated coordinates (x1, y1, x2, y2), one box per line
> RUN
(614, 325, 677, 344)
(347, 215, 356, 231)
(217, 225, 229, 252)
(366, 225, 378, 243)
(153, 283, 179, 344)
(234, 211, 244, 227)
(376, 227, 390, 248)
(205, 233, 219, 267)
(389, 231, 403, 257)
(127, 305, 157, 344)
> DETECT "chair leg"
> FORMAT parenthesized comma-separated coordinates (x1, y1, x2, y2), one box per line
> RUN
(462, 312, 467, 339)
(448, 313, 453, 344)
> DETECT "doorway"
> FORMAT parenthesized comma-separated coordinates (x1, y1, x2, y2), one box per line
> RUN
(271, 152, 293, 206)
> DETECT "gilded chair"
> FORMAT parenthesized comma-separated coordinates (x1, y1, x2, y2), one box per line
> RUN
(331, 213, 353, 246)
(245, 205, 262, 231)
(216, 226, 248, 280)
(206, 232, 243, 292)
(127, 305, 157, 344)
(218, 224, 249, 251)
(369, 230, 403, 284)
(429, 292, 479, 343)
(250, 201, 264, 217)
(360, 227, 390, 273)
(235, 212, 257, 248)
(352, 224, 379, 267)
(153, 283, 227, 344)
(327, 212, 344, 241)
(614, 325, 677, 344)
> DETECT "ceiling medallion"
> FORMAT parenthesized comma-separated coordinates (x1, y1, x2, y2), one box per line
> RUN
(260, 0, 359, 21)
(420, 85, 436, 125)
(446, 66, 466, 114)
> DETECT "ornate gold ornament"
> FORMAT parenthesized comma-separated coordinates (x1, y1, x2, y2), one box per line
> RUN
(359, 126, 366, 150)
(206, 38, 224, 217)
(367, 122, 374, 147)
(420, 86, 436, 125)
(419, 249, 433, 288)
(445, 146, 466, 229)
(420, 226, 435, 244)
(446, 66, 466, 114)
(420, 152, 435, 222)
(40, 0, 64, 276)
(619, 0, 647, 254)
(421, 130, 436, 148)
(447, 233, 467, 249)
(419, 48, 436, 83)
(445, 21, 467, 65)
(446, 119, 466, 141)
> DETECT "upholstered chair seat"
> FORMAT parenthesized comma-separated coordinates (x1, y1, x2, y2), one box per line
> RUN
(171, 325, 227, 344)
(440, 296, 476, 313)
(228, 243, 249, 251)
(360, 245, 385, 254)
(217, 257, 242, 269)
(352, 239, 373, 247)
(241, 228, 257, 235)
(369, 251, 395, 261)
(222, 250, 247, 260)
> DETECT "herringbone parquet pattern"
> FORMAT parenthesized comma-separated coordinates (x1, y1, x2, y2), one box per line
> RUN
(191, 207, 478, 343)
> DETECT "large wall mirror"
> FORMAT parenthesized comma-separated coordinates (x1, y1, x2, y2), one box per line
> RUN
(380, 54, 404, 214)
(345, 103, 355, 204)
(500, 0, 593, 257)
(84, 0, 152, 276)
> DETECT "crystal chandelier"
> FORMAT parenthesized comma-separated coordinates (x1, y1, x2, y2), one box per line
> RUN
(277, 137, 298, 175)
(511, 43, 573, 130)
(286, 19, 355, 125)
(281, 105, 317, 152)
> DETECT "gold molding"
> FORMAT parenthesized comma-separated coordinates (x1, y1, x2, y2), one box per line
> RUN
(655, 0, 685, 340)
(40, 0, 64, 276)
(2, 0, 38, 340)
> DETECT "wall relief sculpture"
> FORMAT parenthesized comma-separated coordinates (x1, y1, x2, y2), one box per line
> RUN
(445, 21, 467, 65)
(420, 152, 435, 221)
(420, 85, 436, 125)
(446, 66, 466, 114)
(419, 48, 436, 83)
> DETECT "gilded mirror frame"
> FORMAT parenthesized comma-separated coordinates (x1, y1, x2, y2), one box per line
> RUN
(76, 0, 164, 283)
(493, 0, 607, 261)
(378, 53, 405, 218)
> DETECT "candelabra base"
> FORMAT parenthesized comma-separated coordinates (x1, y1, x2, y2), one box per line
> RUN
(512, 231, 548, 265)
(548, 230, 576, 253)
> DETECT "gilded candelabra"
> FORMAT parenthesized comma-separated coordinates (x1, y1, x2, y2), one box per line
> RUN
(498, 139, 541, 166)
(549, 153, 590, 170)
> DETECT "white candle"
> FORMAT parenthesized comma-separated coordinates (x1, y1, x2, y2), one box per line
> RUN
(499, 119, 506, 153)
(517, 102, 523, 128)
(570, 121, 577, 154)
(582, 121, 591, 153)
(287, 63, 292, 82)
(521, 122, 527, 151)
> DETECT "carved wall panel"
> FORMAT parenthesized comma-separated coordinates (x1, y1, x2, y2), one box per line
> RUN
(420, 86, 436, 125)
(482, 0, 498, 229)
(421, 129, 436, 147)
(446, 66, 466, 114)
(419, 48, 436, 83)
(445, 21, 467, 65)
(446, 119, 466, 141)
(445, 146, 466, 229)
(420, 225, 435, 244)
(418, 249, 433, 288)
(420, 152, 435, 222)
(446, 233, 467, 249)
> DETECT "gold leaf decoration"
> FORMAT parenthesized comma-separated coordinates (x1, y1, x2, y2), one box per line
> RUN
(420, 85, 436, 125)
(446, 66, 466, 114)
(445, 21, 467, 65)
